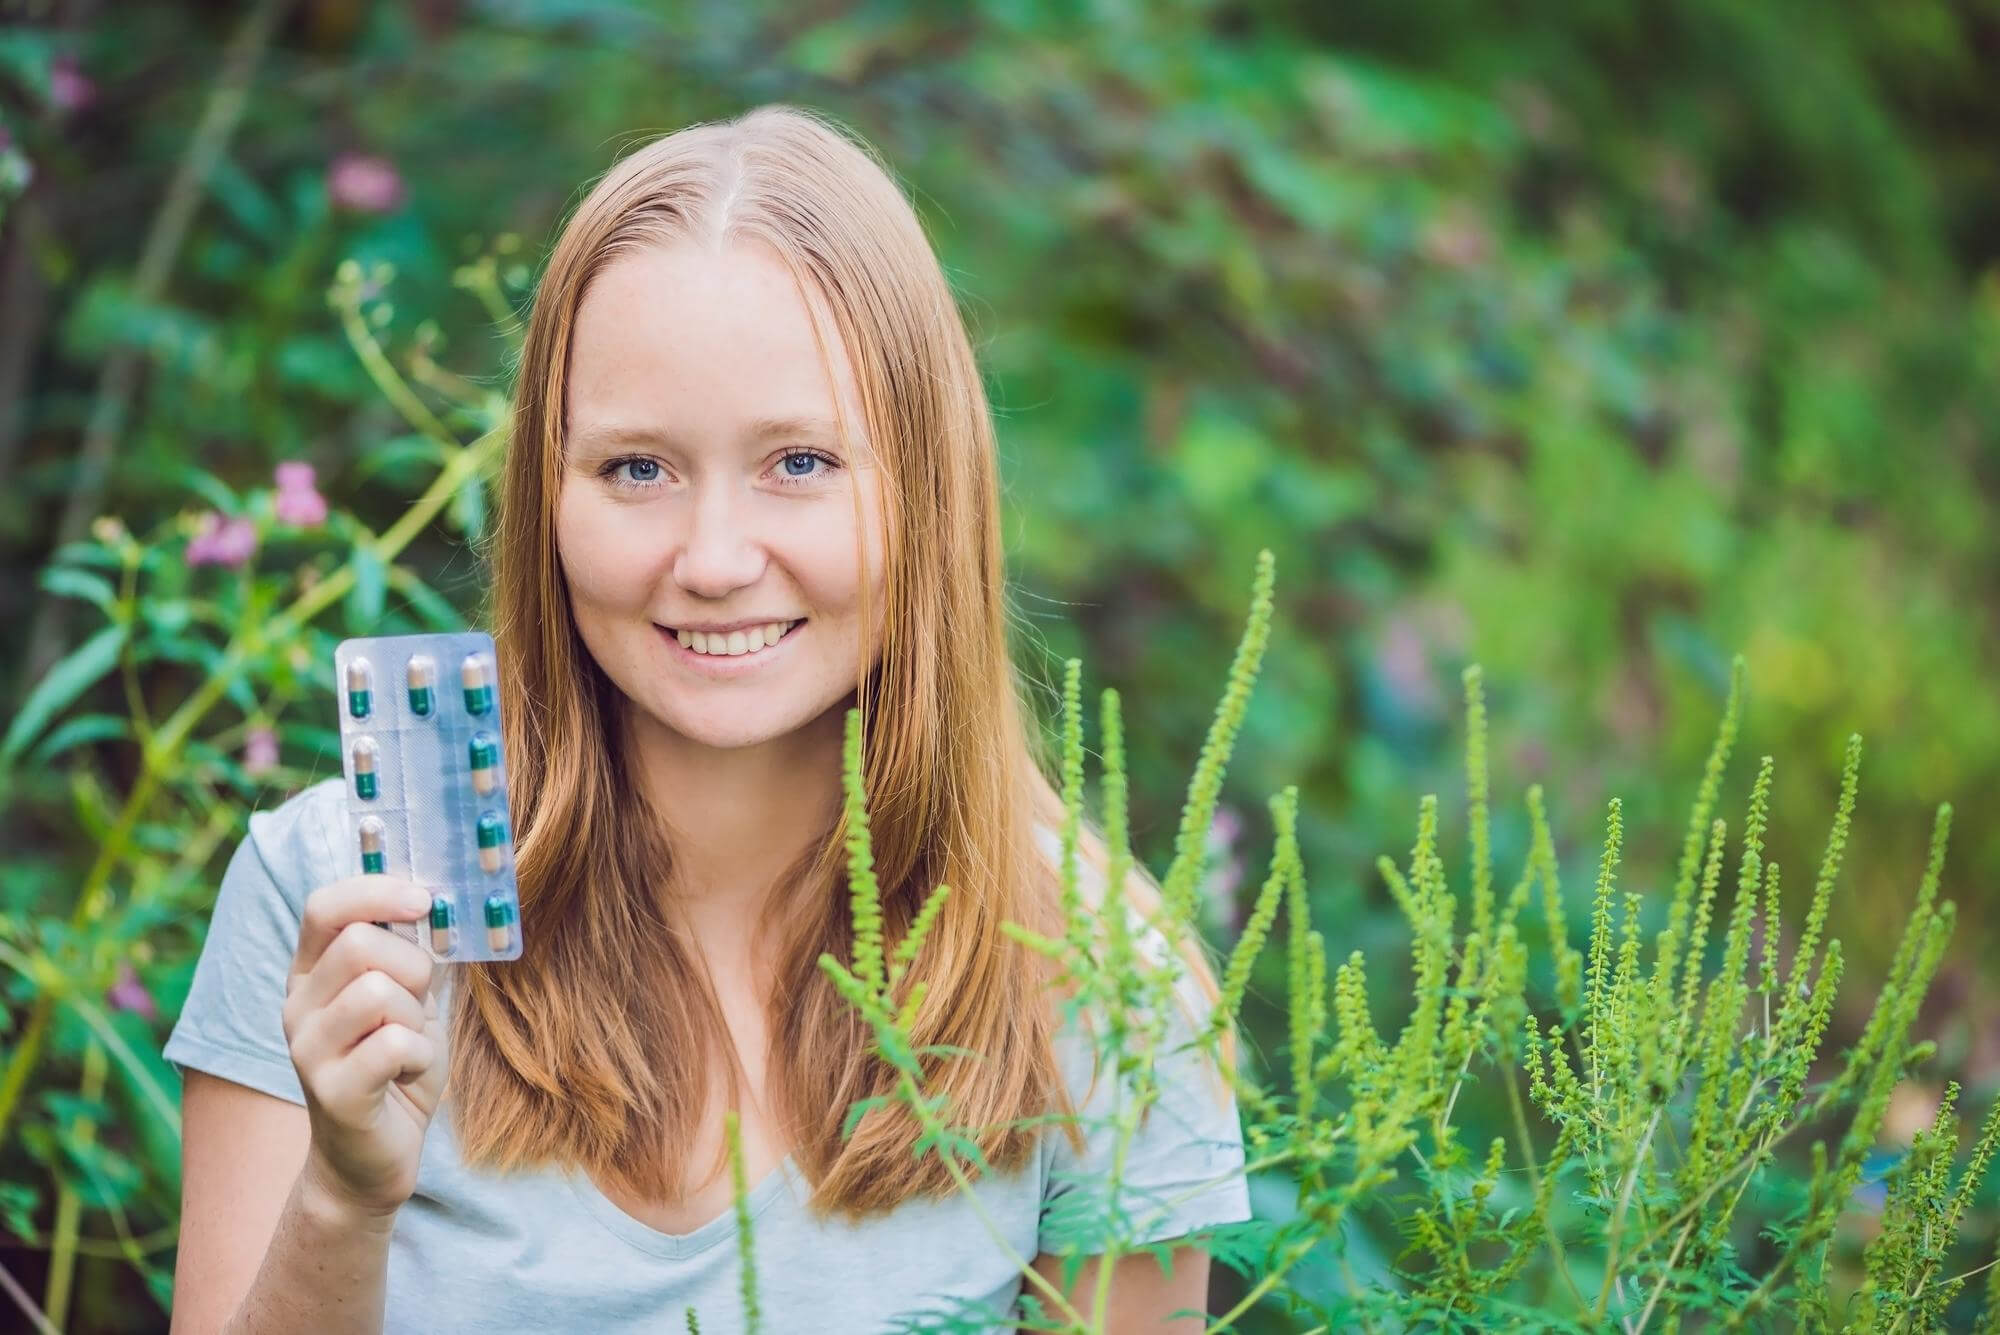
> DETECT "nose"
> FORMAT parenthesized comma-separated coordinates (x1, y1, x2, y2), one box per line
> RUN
(671, 482, 766, 599)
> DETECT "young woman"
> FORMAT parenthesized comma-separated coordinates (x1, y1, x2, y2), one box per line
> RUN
(169, 104, 1250, 1334)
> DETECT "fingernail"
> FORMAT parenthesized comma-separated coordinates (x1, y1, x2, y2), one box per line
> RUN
(408, 887, 432, 913)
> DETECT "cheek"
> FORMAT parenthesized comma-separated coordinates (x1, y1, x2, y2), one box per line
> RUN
(555, 490, 659, 614)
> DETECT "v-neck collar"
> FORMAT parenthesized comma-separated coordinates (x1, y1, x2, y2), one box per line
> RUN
(565, 1154, 804, 1259)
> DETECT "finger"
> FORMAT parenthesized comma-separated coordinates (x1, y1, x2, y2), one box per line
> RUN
(292, 968, 430, 1072)
(293, 876, 433, 978)
(285, 920, 433, 1036)
(311, 1023, 436, 1119)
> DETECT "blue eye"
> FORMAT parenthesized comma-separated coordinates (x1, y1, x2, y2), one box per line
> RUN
(599, 449, 841, 492)
(775, 449, 841, 486)
(599, 456, 663, 489)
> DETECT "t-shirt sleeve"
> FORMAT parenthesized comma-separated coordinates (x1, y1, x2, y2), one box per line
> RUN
(1039, 947, 1254, 1254)
(162, 777, 348, 1105)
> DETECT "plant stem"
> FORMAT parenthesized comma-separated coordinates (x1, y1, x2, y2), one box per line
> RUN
(1203, 1229, 1324, 1334)
(1596, 1108, 1663, 1321)
(1501, 1061, 1588, 1314)
(0, 1259, 59, 1335)
(43, 1041, 106, 1329)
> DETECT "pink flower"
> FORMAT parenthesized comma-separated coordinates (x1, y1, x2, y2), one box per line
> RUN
(273, 461, 328, 527)
(244, 727, 280, 777)
(185, 512, 257, 568)
(48, 55, 95, 113)
(107, 961, 157, 1020)
(327, 153, 404, 214)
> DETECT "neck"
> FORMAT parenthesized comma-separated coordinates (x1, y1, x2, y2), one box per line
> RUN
(620, 700, 848, 962)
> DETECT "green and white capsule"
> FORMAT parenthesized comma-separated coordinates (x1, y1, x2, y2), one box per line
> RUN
(346, 660, 373, 720)
(358, 817, 386, 875)
(461, 653, 493, 716)
(468, 731, 500, 795)
(476, 810, 508, 874)
(484, 893, 515, 952)
(406, 654, 436, 717)
(351, 736, 379, 800)
(429, 895, 457, 955)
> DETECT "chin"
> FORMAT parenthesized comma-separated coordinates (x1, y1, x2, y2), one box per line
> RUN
(649, 701, 806, 751)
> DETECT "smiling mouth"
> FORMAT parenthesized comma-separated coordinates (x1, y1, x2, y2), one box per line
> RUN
(659, 618, 806, 658)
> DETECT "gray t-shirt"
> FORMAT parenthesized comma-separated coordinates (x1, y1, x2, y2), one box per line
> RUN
(166, 776, 1251, 1333)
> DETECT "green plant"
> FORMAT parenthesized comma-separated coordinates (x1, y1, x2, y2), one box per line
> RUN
(792, 553, 1995, 1332)
(0, 252, 517, 1326)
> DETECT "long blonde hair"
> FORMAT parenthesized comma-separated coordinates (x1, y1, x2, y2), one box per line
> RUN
(452, 103, 1232, 1217)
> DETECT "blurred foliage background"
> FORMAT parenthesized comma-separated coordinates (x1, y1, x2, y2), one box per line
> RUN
(1, 0, 1996, 1329)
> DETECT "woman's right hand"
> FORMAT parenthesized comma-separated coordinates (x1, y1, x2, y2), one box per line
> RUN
(281, 875, 445, 1220)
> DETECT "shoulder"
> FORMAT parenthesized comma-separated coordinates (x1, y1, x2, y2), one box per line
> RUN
(1029, 822, 1221, 1077)
(1029, 820, 1178, 975)
(230, 774, 350, 916)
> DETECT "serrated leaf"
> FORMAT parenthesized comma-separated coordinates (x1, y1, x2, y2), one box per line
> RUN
(841, 1094, 892, 1141)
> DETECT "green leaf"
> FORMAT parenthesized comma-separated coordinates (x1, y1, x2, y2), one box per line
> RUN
(143, 598, 194, 636)
(390, 568, 466, 631)
(38, 566, 119, 619)
(28, 713, 132, 765)
(346, 543, 386, 631)
(357, 433, 448, 486)
(840, 1094, 892, 1141)
(206, 151, 283, 247)
(2, 624, 130, 767)
(450, 472, 488, 540)
(164, 464, 241, 515)
(277, 721, 342, 765)
(48, 541, 124, 571)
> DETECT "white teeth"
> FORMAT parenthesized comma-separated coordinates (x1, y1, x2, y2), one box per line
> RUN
(677, 620, 798, 656)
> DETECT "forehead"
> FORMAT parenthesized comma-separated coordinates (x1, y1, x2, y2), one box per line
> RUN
(565, 240, 864, 446)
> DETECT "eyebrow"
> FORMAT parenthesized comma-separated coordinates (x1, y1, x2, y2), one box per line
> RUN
(568, 415, 845, 451)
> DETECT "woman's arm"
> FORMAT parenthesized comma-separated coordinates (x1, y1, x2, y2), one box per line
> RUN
(173, 1073, 399, 1334)
(1026, 1246, 1211, 1333)
(172, 874, 442, 1333)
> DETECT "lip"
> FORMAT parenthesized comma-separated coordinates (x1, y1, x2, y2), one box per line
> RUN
(665, 617, 804, 635)
(657, 619, 805, 675)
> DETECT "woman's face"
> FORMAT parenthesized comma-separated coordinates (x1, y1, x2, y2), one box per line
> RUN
(556, 239, 887, 753)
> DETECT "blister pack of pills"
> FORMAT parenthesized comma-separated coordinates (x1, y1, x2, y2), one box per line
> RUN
(332, 631, 521, 963)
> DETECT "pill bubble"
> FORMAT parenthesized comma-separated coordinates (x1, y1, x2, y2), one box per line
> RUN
(469, 731, 501, 795)
(346, 660, 373, 720)
(358, 817, 386, 875)
(352, 736, 379, 801)
(461, 653, 493, 716)
(429, 896, 457, 955)
(484, 893, 515, 951)
(406, 654, 436, 717)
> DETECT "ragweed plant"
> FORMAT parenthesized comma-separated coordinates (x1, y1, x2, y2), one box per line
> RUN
(793, 551, 1997, 1333)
